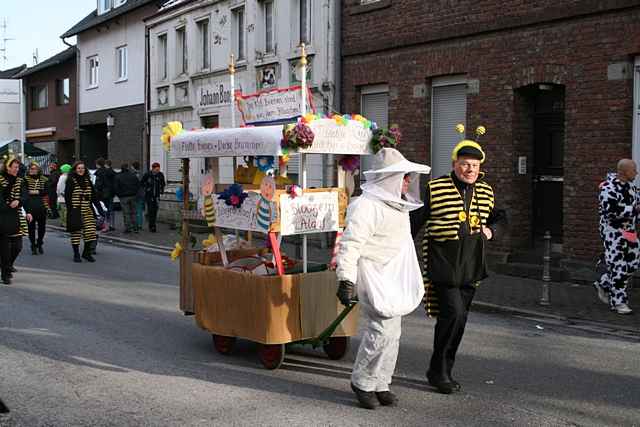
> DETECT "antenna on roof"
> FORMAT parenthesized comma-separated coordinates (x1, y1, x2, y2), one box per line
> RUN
(32, 48, 39, 65)
(0, 18, 15, 67)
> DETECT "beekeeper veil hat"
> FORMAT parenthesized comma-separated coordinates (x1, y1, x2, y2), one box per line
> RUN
(361, 148, 431, 211)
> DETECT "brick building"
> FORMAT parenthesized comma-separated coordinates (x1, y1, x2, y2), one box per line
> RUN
(14, 47, 77, 164)
(342, 0, 640, 261)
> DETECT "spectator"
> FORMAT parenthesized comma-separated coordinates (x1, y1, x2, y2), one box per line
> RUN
(47, 162, 60, 219)
(114, 163, 140, 233)
(56, 164, 72, 230)
(140, 162, 165, 233)
(132, 161, 146, 231)
(94, 158, 117, 231)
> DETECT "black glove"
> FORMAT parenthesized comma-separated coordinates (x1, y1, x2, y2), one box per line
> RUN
(337, 280, 357, 306)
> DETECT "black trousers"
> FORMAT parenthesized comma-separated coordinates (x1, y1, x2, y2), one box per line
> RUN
(0, 234, 10, 272)
(28, 214, 46, 246)
(4, 236, 22, 268)
(429, 284, 476, 381)
(146, 198, 159, 229)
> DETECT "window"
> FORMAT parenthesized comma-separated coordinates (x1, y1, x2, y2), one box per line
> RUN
(88, 56, 99, 87)
(431, 79, 467, 179)
(176, 27, 188, 75)
(299, 0, 310, 45)
(31, 85, 48, 110)
(116, 45, 127, 81)
(158, 34, 167, 80)
(197, 19, 210, 70)
(56, 78, 70, 105)
(360, 86, 389, 176)
(98, 0, 113, 15)
(264, 1, 274, 53)
(232, 7, 245, 61)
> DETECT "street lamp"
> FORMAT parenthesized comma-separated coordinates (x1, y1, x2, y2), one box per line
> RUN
(106, 113, 115, 141)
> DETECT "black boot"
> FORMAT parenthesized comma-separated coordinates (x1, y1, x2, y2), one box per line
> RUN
(31, 243, 38, 255)
(350, 383, 377, 410)
(1, 269, 10, 285)
(375, 390, 398, 406)
(37, 242, 44, 254)
(82, 242, 95, 263)
(73, 244, 82, 263)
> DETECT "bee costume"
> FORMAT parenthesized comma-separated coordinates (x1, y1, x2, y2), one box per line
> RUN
(0, 157, 28, 285)
(411, 126, 499, 394)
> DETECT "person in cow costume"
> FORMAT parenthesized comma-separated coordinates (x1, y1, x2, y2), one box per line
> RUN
(594, 159, 639, 315)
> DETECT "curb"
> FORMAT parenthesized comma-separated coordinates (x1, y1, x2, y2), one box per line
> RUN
(472, 300, 640, 340)
(47, 225, 173, 256)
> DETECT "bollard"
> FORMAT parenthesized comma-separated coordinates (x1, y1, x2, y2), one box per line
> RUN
(539, 230, 551, 306)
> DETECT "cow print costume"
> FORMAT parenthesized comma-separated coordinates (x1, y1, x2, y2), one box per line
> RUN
(596, 172, 639, 308)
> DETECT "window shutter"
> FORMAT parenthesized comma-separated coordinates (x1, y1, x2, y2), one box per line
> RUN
(431, 84, 467, 179)
(360, 91, 388, 174)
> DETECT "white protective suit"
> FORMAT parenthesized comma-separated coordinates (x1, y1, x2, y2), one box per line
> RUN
(336, 148, 430, 392)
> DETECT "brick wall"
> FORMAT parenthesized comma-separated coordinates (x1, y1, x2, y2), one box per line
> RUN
(342, 1, 640, 260)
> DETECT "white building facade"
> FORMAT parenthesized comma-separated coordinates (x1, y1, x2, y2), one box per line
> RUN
(62, 0, 160, 167)
(0, 78, 22, 143)
(146, 0, 340, 192)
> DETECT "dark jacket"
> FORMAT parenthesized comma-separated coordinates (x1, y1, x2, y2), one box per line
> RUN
(114, 170, 140, 198)
(140, 171, 166, 201)
(24, 173, 49, 218)
(0, 173, 27, 236)
(95, 167, 117, 200)
(48, 169, 61, 199)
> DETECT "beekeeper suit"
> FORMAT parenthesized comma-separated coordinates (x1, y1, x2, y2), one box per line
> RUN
(336, 148, 430, 409)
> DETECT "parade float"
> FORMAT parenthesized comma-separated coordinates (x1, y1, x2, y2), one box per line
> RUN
(163, 47, 396, 369)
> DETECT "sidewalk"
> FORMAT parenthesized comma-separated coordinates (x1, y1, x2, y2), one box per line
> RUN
(48, 214, 639, 334)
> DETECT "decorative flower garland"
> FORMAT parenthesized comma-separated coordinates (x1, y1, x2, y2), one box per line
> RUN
(217, 184, 248, 208)
(371, 123, 402, 153)
(281, 121, 315, 152)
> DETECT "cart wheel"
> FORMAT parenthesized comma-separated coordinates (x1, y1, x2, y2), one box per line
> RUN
(212, 334, 236, 355)
(323, 336, 349, 360)
(258, 344, 286, 370)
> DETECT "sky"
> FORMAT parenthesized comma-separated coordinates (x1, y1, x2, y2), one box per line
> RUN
(1, 0, 96, 71)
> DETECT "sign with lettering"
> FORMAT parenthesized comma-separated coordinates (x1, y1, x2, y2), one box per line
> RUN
(299, 119, 374, 155)
(170, 126, 284, 158)
(0, 80, 20, 104)
(214, 191, 263, 232)
(279, 191, 339, 236)
(236, 86, 314, 125)
(198, 81, 232, 108)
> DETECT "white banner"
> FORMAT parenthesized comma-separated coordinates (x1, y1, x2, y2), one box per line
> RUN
(237, 87, 313, 125)
(279, 192, 339, 236)
(170, 125, 284, 158)
(300, 119, 374, 155)
(0, 80, 20, 104)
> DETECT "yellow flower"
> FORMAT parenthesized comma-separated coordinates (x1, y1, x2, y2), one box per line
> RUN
(456, 123, 465, 134)
(170, 242, 183, 261)
(476, 126, 486, 136)
(303, 113, 316, 123)
(161, 121, 184, 152)
(458, 211, 467, 222)
(202, 234, 217, 249)
(353, 114, 365, 122)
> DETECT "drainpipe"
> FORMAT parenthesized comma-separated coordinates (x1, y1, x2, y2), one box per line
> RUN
(144, 25, 151, 171)
(19, 79, 25, 162)
(62, 36, 80, 162)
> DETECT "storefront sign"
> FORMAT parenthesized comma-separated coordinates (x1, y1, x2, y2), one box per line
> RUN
(0, 80, 20, 104)
(299, 119, 374, 155)
(198, 82, 232, 107)
(279, 192, 339, 236)
(170, 125, 283, 158)
(236, 86, 314, 125)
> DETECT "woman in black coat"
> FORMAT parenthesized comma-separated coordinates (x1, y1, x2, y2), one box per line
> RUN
(65, 161, 103, 263)
(0, 157, 30, 285)
(24, 162, 50, 255)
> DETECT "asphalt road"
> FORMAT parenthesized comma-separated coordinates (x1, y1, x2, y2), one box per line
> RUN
(1, 232, 639, 426)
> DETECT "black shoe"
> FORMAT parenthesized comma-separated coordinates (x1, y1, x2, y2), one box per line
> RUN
(82, 246, 96, 263)
(9, 266, 16, 273)
(73, 245, 82, 263)
(427, 371, 456, 394)
(375, 391, 398, 406)
(350, 383, 377, 410)
(31, 244, 38, 255)
(37, 244, 44, 254)
(1, 271, 10, 285)
(149, 226, 157, 233)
